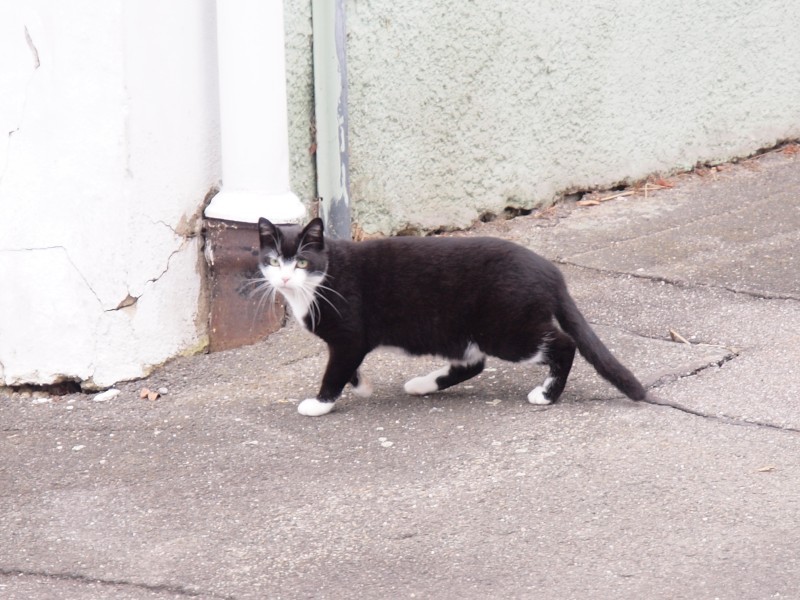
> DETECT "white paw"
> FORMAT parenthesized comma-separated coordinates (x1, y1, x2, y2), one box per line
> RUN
(351, 377, 373, 398)
(298, 398, 335, 416)
(404, 366, 448, 396)
(527, 387, 552, 405)
(404, 376, 437, 396)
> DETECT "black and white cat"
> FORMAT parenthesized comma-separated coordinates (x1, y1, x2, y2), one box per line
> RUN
(257, 217, 646, 416)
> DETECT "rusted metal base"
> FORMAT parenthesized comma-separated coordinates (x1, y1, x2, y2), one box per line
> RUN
(204, 218, 284, 352)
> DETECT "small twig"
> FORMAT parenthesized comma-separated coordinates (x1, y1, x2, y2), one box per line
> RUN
(578, 182, 672, 207)
(669, 328, 691, 345)
(597, 190, 636, 203)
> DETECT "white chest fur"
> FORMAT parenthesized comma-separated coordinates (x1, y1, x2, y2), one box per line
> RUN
(281, 288, 315, 328)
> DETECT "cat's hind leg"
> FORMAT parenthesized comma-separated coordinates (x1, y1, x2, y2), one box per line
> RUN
(404, 361, 486, 396)
(404, 344, 486, 396)
(527, 330, 576, 405)
(349, 370, 373, 398)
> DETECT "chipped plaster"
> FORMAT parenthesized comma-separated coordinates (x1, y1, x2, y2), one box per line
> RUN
(0, 1, 220, 387)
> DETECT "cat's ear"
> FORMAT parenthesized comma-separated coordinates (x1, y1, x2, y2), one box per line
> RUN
(258, 217, 281, 250)
(301, 218, 325, 250)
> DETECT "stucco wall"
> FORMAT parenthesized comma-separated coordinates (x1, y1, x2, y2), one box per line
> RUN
(284, 0, 318, 208)
(0, 0, 220, 388)
(337, 0, 800, 235)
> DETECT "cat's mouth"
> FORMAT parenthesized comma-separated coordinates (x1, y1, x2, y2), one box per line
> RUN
(275, 281, 299, 294)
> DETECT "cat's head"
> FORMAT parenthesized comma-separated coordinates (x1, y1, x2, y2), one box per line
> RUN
(257, 218, 328, 297)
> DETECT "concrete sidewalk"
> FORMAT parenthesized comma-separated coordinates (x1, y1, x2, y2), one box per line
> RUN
(2, 150, 799, 599)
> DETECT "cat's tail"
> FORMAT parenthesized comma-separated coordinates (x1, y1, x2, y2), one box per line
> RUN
(554, 291, 647, 401)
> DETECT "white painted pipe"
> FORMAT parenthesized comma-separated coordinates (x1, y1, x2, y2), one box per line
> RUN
(205, 0, 305, 224)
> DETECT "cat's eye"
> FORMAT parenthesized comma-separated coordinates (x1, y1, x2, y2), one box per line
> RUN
(268, 257, 280, 267)
(296, 258, 310, 269)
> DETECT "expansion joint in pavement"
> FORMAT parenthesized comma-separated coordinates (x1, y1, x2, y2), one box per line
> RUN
(640, 394, 800, 434)
(555, 260, 800, 302)
(0, 568, 237, 600)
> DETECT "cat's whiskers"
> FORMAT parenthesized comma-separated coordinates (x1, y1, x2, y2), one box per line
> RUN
(243, 275, 282, 325)
(241, 276, 269, 295)
(315, 281, 346, 303)
(313, 283, 344, 319)
(298, 284, 319, 330)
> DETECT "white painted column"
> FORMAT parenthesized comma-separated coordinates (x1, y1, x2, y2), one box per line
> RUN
(205, 0, 305, 224)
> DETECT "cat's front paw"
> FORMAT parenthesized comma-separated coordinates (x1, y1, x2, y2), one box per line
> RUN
(527, 386, 553, 405)
(298, 398, 336, 416)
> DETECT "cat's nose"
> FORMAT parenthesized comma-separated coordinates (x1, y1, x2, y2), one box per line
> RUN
(281, 276, 291, 285)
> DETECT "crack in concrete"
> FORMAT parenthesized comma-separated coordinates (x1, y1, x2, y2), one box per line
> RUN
(4, 236, 191, 317)
(555, 261, 798, 433)
(561, 188, 770, 264)
(589, 320, 740, 354)
(641, 393, 800, 434)
(149, 240, 189, 285)
(105, 293, 139, 312)
(649, 352, 738, 387)
(154, 218, 202, 241)
(0, 568, 236, 599)
(154, 219, 180, 236)
(0, 247, 104, 308)
(103, 235, 191, 312)
(641, 355, 800, 434)
(58, 247, 104, 308)
(556, 260, 800, 302)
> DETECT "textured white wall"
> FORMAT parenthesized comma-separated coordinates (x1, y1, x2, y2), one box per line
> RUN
(0, 0, 220, 387)
(339, 0, 800, 234)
